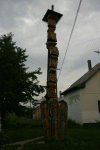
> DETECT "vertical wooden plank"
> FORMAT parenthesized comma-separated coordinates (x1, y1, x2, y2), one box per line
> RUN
(51, 99, 58, 139)
(58, 100, 68, 140)
(40, 101, 51, 139)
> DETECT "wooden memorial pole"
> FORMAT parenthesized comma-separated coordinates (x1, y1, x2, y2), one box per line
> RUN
(42, 5, 63, 139)
(41, 6, 68, 140)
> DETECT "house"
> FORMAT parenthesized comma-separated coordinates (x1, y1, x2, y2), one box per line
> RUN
(34, 97, 46, 107)
(32, 97, 46, 120)
(61, 60, 100, 124)
(33, 106, 41, 120)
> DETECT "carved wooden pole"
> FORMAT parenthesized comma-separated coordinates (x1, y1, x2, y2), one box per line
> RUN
(42, 6, 63, 139)
(42, 6, 68, 140)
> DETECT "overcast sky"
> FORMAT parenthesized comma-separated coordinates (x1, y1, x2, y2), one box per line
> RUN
(1, 0, 100, 103)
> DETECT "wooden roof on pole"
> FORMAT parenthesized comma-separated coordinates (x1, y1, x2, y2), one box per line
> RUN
(42, 9, 63, 23)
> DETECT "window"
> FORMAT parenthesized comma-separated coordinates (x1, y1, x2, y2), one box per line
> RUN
(98, 101, 100, 113)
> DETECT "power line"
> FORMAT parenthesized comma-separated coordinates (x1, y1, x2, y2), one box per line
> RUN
(57, 0, 82, 81)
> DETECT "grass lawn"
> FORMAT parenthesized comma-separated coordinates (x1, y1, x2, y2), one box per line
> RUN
(1, 144, 21, 150)
(2, 121, 43, 143)
(22, 125, 100, 150)
(22, 123, 100, 150)
(1, 119, 100, 150)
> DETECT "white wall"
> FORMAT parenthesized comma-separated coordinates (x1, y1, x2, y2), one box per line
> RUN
(82, 111, 100, 123)
(81, 70, 100, 123)
(64, 90, 82, 124)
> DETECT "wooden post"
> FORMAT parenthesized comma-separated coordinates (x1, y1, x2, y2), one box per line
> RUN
(42, 6, 63, 140)
(40, 101, 51, 139)
(51, 99, 58, 139)
(58, 101, 68, 140)
(51, 5, 54, 11)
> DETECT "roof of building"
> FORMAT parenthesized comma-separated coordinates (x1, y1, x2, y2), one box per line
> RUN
(33, 106, 40, 114)
(62, 62, 100, 95)
(34, 97, 46, 106)
(58, 96, 64, 102)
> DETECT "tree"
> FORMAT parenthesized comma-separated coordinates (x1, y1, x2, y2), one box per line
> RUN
(0, 33, 45, 125)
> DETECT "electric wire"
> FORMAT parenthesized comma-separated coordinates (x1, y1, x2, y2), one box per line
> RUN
(57, 0, 82, 81)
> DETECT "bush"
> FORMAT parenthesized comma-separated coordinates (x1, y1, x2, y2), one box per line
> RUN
(4, 112, 43, 129)
(4, 112, 18, 127)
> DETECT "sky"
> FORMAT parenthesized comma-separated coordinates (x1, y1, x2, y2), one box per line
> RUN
(0, 0, 100, 105)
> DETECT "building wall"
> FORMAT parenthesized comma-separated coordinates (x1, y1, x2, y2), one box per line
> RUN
(64, 90, 82, 124)
(81, 70, 100, 123)
(33, 106, 41, 120)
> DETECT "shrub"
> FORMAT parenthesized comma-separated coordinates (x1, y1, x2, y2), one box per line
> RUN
(4, 112, 43, 129)
(4, 112, 18, 128)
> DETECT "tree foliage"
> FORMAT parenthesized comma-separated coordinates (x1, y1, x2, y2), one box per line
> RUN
(0, 33, 45, 123)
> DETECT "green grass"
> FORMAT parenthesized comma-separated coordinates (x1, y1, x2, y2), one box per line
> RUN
(23, 140, 67, 150)
(2, 121, 43, 143)
(22, 125, 100, 150)
(2, 126, 43, 143)
(66, 128, 100, 150)
(23, 120, 100, 150)
(1, 144, 21, 150)
(1, 118, 100, 150)
(1, 119, 44, 149)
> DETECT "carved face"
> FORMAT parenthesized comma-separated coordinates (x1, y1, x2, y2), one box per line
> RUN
(49, 47, 59, 56)
(47, 83, 56, 98)
(47, 32, 57, 42)
(49, 55, 58, 68)
(48, 73, 57, 83)
(48, 19, 56, 28)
